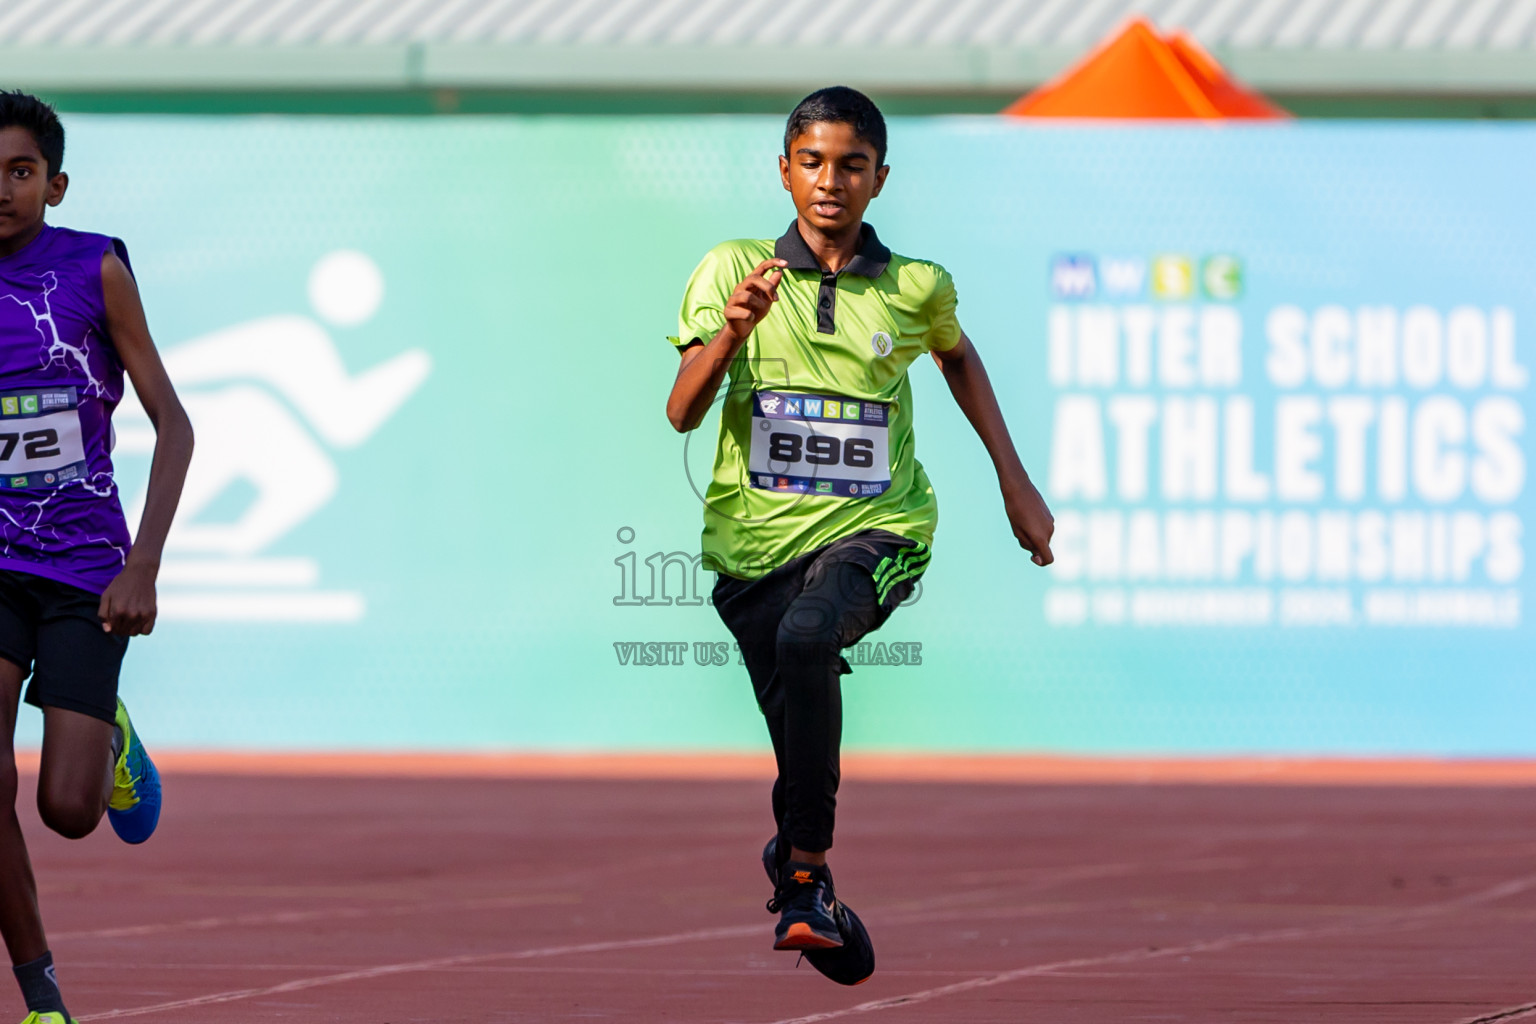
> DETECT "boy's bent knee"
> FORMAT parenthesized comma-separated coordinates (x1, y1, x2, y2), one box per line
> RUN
(778, 594, 843, 652)
(37, 789, 103, 839)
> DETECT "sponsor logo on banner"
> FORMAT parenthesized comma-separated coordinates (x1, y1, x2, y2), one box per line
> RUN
(759, 395, 781, 414)
(803, 398, 822, 418)
(824, 400, 841, 419)
(1151, 255, 1193, 300)
(1101, 257, 1147, 297)
(784, 397, 801, 416)
(1050, 254, 1097, 299)
(1057, 253, 1241, 302)
(114, 251, 431, 625)
(1202, 254, 1244, 300)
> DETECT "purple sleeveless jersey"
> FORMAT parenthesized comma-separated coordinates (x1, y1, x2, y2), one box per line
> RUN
(0, 224, 134, 594)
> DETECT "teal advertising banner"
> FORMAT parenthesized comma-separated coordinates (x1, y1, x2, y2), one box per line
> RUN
(33, 116, 1533, 754)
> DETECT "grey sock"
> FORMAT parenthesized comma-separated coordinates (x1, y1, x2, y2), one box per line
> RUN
(13, 951, 68, 1018)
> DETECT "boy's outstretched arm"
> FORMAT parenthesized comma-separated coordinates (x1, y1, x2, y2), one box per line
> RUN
(98, 251, 194, 635)
(932, 333, 1054, 565)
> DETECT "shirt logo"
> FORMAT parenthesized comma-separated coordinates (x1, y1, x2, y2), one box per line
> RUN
(871, 331, 893, 357)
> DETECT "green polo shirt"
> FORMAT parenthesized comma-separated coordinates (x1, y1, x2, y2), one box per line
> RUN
(671, 222, 962, 580)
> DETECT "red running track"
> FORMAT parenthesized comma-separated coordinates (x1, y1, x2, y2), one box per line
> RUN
(13, 771, 1536, 1023)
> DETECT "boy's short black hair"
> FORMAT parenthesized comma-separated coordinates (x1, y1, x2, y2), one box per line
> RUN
(784, 86, 887, 167)
(0, 91, 64, 178)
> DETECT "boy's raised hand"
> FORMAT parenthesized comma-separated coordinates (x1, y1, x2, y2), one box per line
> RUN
(723, 259, 788, 344)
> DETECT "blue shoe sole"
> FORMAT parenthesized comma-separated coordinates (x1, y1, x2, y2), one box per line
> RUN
(108, 743, 161, 845)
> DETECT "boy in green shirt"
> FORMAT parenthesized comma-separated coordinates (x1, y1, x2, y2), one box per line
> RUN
(666, 87, 1054, 985)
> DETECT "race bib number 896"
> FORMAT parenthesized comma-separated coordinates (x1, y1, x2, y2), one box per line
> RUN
(748, 390, 891, 498)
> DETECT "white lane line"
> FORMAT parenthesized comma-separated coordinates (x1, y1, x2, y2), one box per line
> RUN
(77, 923, 767, 1020)
(1454, 1003, 1536, 1024)
(760, 875, 1536, 1024)
(56, 841, 748, 944)
(52, 892, 576, 942)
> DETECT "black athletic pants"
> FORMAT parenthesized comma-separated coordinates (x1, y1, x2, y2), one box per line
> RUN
(712, 529, 926, 854)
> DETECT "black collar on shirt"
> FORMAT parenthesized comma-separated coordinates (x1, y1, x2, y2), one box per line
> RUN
(774, 222, 891, 334)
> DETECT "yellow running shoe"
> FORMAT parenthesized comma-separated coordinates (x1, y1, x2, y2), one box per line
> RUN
(20, 1013, 75, 1023)
(107, 697, 161, 844)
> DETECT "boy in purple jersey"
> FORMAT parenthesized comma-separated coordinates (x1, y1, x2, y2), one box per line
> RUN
(0, 93, 193, 1024)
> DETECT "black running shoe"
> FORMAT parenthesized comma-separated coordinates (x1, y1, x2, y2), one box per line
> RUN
(768, 857, 843, 951)
(763, 837, 875, 983)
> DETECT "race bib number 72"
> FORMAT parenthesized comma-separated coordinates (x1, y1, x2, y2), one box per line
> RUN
(748, 390, 891, 498)
(0, 387, 88, 490)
